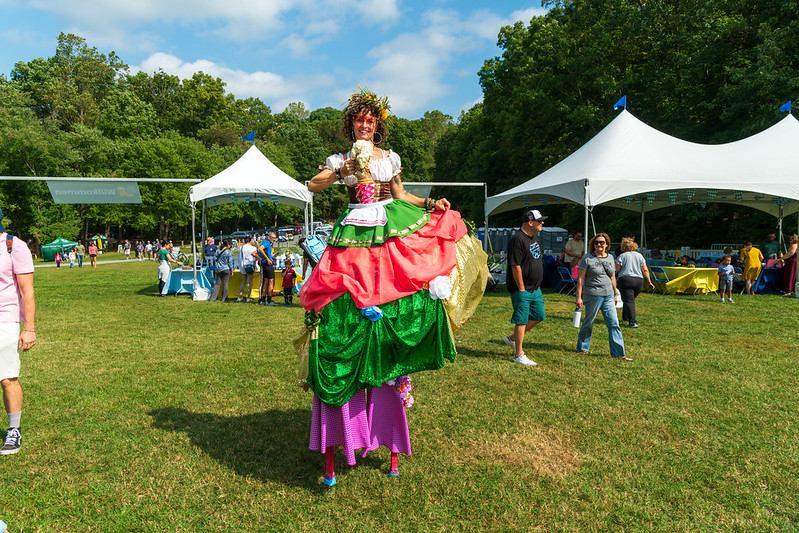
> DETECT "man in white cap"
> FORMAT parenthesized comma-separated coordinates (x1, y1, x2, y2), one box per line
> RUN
(0, 207, 36, 455)
(503, 209, 548, 366)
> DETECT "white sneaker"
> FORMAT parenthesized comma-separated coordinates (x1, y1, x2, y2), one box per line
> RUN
(721, 299, 726, 303)
(236, 297, 243, 302)
(503, 335, 516, 352)
(245, 298, 251, 303)
(513, 354, 537, 366)
(728, 299, 735, 304)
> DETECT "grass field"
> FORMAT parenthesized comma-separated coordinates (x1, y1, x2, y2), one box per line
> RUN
(2, 260, 798, 531)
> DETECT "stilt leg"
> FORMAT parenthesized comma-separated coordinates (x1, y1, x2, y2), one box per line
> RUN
(323, 446, 336, 486)
(388, 452, 399, 478)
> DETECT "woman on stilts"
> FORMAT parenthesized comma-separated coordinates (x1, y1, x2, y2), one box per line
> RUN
(296, 88, 488, 486)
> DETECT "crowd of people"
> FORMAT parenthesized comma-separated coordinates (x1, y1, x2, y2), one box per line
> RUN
(122, 240, 160, 261)
(200, 232, 302, 306)
(505, 222, 798, 367)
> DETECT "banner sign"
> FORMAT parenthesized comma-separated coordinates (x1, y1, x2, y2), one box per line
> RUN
(47, 180, 142, 204)
(403, 184, 432, 199)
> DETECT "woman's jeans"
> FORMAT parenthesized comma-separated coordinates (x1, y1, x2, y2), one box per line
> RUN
(209, 270, 231, 302)
(617, 276, 644, 324)
(577, 294, 626, 357)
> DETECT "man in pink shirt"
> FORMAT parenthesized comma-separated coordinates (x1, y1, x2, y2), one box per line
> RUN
(0, 207, 36, 455)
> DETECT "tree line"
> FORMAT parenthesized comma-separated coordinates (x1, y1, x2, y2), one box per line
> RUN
(436, 0, 799, 246)
(0, 33, 452, 245)
(2, 1, 797, 248)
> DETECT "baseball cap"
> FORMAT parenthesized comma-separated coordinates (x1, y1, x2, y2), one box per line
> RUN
(524, 209, 548, 222)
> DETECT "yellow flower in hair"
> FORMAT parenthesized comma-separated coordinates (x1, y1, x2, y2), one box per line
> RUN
(380, 108, 389, 121)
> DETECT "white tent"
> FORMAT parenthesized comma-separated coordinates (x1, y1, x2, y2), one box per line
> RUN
(187, 145, 312, 298)
(486, 110, 799, 223)
(189, 145, 311, 208)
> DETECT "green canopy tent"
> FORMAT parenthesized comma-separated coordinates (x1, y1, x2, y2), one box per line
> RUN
(41, 237, 79, 262)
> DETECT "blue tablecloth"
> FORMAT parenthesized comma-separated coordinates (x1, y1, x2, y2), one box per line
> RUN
(753, 267, 783, 295)
(161, 267, 214, 295)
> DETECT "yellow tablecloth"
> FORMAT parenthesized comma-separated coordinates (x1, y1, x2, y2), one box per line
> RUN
(228, 269, 304, 299)
(660, 266, 719, 294)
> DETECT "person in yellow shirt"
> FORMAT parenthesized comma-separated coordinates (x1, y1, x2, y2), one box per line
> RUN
(740, 241, 764, 295)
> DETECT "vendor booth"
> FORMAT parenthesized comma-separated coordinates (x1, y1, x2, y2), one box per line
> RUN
(186, 145, 312, 299)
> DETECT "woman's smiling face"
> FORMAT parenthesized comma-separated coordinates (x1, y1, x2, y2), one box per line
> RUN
(352, 112, 377, 141)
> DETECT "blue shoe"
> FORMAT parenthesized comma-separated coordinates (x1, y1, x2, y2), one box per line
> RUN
(323, 475, 336, 487)
(388, 469, 399, 478)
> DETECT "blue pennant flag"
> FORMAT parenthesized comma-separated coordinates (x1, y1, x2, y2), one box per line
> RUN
(613, 95, 627, 110)
(779, 101, 791, 113)
(240, 131, 256, 141)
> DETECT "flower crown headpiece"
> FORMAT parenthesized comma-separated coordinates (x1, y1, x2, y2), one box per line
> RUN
(347, 85, 391, 121)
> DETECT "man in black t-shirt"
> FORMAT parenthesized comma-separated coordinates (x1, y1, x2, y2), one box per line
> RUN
(503, 209, 547, 366)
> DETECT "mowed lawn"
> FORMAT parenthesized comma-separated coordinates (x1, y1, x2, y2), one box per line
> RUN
(3, 259, 798, 531)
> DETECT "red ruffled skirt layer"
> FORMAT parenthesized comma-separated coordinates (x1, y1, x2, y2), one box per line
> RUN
(300, 209, 467, 312)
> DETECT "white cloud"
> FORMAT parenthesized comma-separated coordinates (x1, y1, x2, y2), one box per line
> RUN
(25, 0, 398, 47)
(131, 52, 335, 111)
(464, 7, 547, 41)
(352, 0, 399, 23)
(362, 6, 537, 116)
(280, 34, 316, 58)
(511, 7, 547, 24)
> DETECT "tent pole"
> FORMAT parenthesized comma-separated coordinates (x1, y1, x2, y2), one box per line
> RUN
(309, 181, 314, 237)
(583, 180, 589, 254)
(201, 200, 207, 250)
(640, 201, 646, 249)
(484, 183, 490, 253)
(778, 205, 784, 252)
(191, 202, 198, 291)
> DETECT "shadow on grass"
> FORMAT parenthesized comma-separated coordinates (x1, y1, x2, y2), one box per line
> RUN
(458, 339, 573, 360)
(136, 283, 162, 297)
(148, 407, 383, 492)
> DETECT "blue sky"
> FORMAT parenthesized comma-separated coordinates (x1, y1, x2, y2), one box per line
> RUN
(0, 0, 546, 120)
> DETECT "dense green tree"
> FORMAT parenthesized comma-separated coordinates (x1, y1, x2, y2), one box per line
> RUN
(283, 102, 310, 119)
(120, 134, 224, 239)
(124, 70, 183, 132)
(308, 107, 346, 153)
(226, 97, 275, 141)
(11, 33, 127, 130)
(459, 0, 799, 242)
(174, 72, 232, 138)
(97, 89, 158, 139)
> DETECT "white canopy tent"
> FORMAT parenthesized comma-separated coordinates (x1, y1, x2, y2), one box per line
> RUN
(189, 145, 311, 208)
(187, 145, 312, 297)
(486, 110, 799, 249)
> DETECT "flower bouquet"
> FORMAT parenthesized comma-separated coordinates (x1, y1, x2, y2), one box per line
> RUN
(386, 375, 415, 408)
